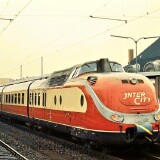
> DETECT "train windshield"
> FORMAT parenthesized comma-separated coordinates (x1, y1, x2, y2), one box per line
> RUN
(73, 63, 97, 77)
(110, 62, 124, 72)
(73, 61, 124, 77)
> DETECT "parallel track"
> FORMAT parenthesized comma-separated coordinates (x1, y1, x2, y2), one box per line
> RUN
(0, 139, 28, 160)
(0, 119, 123, 160)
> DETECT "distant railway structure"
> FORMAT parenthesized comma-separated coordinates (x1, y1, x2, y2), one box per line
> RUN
(0, 78, 13, 85)
(125, 38, 160, 72)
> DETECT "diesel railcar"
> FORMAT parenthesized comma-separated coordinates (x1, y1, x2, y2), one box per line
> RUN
(0, 58, 160, 145)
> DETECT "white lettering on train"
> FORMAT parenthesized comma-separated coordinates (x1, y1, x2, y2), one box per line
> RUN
(123, 92, 145, 99)
(123, 92, 150, 105)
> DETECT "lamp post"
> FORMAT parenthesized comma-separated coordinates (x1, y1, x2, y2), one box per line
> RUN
(111, 35, 160, 73)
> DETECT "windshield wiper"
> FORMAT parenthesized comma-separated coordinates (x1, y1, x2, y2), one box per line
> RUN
(83, 63, 92, 69)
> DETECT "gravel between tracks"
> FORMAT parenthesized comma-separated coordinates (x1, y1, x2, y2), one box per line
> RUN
(0, 120, 115, 160)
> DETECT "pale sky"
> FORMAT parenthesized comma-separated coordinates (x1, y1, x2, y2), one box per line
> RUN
(0, 0, 160, 79)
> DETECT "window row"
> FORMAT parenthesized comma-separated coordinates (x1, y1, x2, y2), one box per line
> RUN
(4, 93, 25, 104)
(29, 92, 46, 107)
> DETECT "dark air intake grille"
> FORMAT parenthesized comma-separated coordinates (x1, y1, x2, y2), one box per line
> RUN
(137, 79, 144, 83)
(122, 80, 129, 84)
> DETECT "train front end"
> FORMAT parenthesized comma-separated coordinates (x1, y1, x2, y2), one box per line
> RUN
(75, 59, 160, 144)
(93, 72, 160, 144)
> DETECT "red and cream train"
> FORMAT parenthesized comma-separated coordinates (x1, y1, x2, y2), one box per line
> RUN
(0, 58, 160, 144)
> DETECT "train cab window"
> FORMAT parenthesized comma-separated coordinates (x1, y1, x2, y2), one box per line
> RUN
(75, 63, 97, 77)
(18, 93, 21, 104)
(15, 94, 17, 104)
(110, 62, 124, 72)
(38, 93, 40, 106)
(22, 93, 24, 104)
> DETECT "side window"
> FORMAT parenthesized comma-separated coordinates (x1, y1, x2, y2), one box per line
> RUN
(29, 93, 32, 105)
(38, 93, 40, 106)
(22, 93, 24, 104)
(42, 93, 44, 106)
(6, 95, 8, 103)
(18, 93, 21, 104)
(44, 93, 46, 106)
(42, 92, 46, 107)
(15, 94, 17, 104)
(35, 93, 37, 105)
(8, 94, 10, 103)
(11, 94, 14, 103)
(32, 93, 34, 105)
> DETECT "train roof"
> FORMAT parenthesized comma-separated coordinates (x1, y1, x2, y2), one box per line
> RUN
(0, 74, 50, 87)
(30, 79, 48, 90)
(0, 58, 124, 90)
(4, 81, 32, 92)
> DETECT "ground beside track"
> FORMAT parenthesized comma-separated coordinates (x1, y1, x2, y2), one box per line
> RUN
(1, 118, 160, 160)
(0, 119, 120, 160)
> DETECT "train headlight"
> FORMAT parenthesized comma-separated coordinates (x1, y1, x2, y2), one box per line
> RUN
(154, 112, 160, 121)
(111, 114, 124, 122)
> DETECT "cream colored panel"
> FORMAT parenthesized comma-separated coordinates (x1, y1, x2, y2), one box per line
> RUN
(47, 87, 87, 112)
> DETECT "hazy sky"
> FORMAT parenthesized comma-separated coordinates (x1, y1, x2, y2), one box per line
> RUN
(0, 0, 160, 79)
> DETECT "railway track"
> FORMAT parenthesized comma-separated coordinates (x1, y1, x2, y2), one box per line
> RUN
(0, 139, 27, 160)
(0, 119, 123, 160)
(2, 118, 160, 160)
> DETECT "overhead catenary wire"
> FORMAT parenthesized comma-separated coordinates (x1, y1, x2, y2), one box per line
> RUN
(2, 6, 160, 78)
(89, 15, 127, 23)
(1, 1, 160, 78)
(0, 0, 32, 36)
(0, 1, 110, 78)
